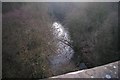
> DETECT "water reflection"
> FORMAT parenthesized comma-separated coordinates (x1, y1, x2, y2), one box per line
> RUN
(50, 22, 74, 74)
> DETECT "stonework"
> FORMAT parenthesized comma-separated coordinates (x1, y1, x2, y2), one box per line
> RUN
(50, 61, 119, 78)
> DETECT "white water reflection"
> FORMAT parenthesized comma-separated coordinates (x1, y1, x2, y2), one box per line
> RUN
(50, 22, 74, 73)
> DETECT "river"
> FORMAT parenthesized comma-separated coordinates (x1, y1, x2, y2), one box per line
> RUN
(49, 22, 75, 75)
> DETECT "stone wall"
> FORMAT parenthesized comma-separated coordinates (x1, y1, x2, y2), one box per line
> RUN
(50, 61, 119, 78)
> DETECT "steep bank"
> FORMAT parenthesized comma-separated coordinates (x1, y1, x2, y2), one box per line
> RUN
(3, 3, 55, 78)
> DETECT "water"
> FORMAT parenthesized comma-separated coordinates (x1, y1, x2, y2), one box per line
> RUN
(49, 22, 75, 75)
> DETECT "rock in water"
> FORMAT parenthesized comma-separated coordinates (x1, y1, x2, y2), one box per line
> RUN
(79, 63, 87, 69)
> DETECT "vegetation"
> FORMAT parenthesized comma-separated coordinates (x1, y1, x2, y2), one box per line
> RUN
(2, 2, 120, 78)
(63, 3, 119, 67)
(2, 3, 56, 78)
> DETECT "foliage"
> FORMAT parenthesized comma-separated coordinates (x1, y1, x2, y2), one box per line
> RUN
(2, 3, 56, 78)
(64, 3, 119, 67)
(2, 2, 120, 78)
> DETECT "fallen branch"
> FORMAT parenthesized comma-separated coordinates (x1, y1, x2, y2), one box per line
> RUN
(57, 38, 73, 48)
